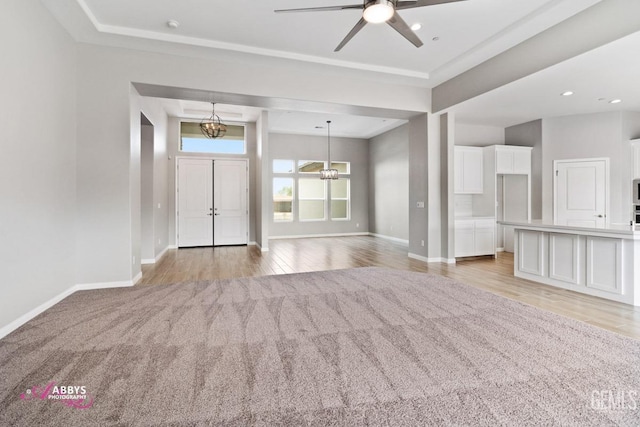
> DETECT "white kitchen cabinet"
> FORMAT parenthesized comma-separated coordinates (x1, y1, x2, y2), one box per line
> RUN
(454, 146, 483, 194)
(455, 218, 495, 257)
(454, 220, 476, 257)
(631, 139, 640, 179)
(494, 146, 532, 175)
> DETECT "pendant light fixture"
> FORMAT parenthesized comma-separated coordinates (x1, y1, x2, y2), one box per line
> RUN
(320, 120, 339, 180)
(199, 102, 227, 139)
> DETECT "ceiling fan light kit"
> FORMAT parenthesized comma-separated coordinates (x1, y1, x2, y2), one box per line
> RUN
(275, 0, 466, 51)
(363, 0, 395, 23)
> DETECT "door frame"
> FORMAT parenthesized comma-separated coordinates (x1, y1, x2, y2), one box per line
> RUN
(553, 157, 609, 225)
(175, 156, 250, 247)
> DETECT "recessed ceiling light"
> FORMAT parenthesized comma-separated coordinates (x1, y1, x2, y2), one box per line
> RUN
(610, 99, 622, 104)
(561, 91, 574, 96)
(410, 23, 422, 31)
(167, 20, 179, 29)
(432, 36, 440, 41)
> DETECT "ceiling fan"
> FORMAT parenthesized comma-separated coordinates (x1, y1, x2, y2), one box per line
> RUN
(275, 0, 467, 52)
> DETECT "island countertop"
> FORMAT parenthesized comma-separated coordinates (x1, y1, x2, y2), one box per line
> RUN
(498, 219, 640, 239)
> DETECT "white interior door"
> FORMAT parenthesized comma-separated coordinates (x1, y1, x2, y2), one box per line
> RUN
(178, 159, 213, 247)
(555, 159, 608, 227)
(213, 159, 248, 246)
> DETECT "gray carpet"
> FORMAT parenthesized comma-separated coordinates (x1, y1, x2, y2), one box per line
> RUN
(1, 267, 639, 426)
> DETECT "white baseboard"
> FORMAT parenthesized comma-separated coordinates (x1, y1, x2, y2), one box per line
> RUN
(0, 286, 77, 340)
(496, 247, 505, 252)
(269, 232, 369, 240)
(0, 276, 139, 340)
(408, 253, 456, 264)
(142, 246, 170, 265)
(248, 241, 257, 246)
(369, 233, 409, 246)
(256, 242, 269, 252)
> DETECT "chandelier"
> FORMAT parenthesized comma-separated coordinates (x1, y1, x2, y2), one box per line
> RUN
(199, 102, 227, 139)
(320, 120, 339, 180)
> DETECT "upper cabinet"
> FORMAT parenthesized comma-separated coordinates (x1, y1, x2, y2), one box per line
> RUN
(631, 139, 640, 179)
(454, 146, 484, 194)
(492, 145, 532, 175)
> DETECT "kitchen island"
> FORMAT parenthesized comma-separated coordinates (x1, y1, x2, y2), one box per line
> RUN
(498, 220, 640, 306)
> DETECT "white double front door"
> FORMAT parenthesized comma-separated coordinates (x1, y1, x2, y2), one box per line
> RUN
(177, 158, 248, 247)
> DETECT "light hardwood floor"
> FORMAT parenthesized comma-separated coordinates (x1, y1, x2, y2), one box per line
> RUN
(140, 235, 640, 339)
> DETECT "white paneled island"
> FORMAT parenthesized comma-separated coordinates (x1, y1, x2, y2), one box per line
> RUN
(499, 220, 640, 306)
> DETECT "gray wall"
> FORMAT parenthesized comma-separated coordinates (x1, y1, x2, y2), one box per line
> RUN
(269, 133, 369, 237)
(141, 123, 155, 261)
(541, 111, 640, 224)
(408, 114, 430, 257)
(369, 125, 409, 241)
(0, 0, 77, 331)
(455, 123, 505, 146)
(72, 41, 429, 285)
(166, 117, 258, 246)
(505, 119, 542, 219)
(440, 113, 455, 260)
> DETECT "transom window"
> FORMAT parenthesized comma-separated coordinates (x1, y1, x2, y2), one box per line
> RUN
(180, 121, 246, 154)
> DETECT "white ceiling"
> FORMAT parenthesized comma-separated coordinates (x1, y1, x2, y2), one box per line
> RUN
(449, 31, 640, 127)
(64, 0, 599, 85)
(42, 0, 640, 134)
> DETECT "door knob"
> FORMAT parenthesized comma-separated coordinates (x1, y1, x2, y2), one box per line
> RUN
(207, 213, 213, 216)
(595, 214, 603, 218)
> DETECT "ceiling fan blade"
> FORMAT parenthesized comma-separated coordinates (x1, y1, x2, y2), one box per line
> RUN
(335, 17, 368, 51)
(275, 4, 362, 13)
(386, 12, 423, 48)
(396, 0, 467, 10)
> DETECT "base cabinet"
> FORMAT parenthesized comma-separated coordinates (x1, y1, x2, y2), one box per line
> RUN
(512, 227, 636, 305)
(455, 219, 495, 257)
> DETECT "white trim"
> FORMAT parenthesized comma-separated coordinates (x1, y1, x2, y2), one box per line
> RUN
(268, 232, 369, 240)
(369, 233, 409, 246)
(408, 253, 457, 264)
(141, 259, 155, 265)
(256, 242, 269, 252)
(496, 247, 505, 252)
(0, 286, 77, 340)
(0, 276, 139, 340)
(155, 246, 169, 262)
(248, 241, 257, 246)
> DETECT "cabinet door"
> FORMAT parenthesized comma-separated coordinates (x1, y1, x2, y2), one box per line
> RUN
(463, 149, 484, 193)
(512, 149, 531, 174)
(496, 150, 513, 174)
(474, 220, 495, 255)
(455, 221, 475, 257)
